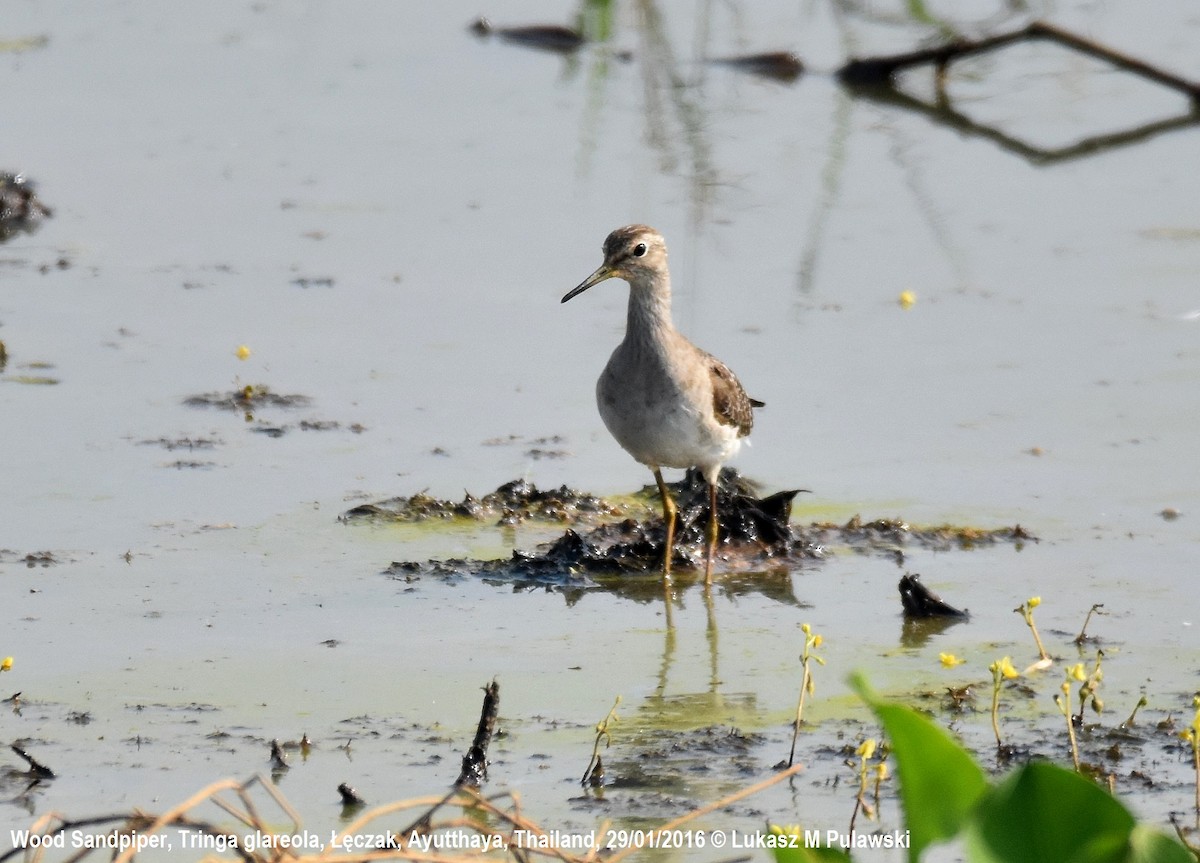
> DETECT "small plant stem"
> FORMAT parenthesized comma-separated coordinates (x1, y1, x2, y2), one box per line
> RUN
(787, 663, 810, 768)
(1073, 603, 1104, 645)
(848, 795, 862, 843)
(1029, 616, 1049, 662)
(582, 696, 621, 785)
(991, 677, 1003, 749)
(1059, 688, 1080, 772)
(1121, 696, 1147, 728)
(1192, 734, 1200, 824)
(1016, 600, 1050, 663)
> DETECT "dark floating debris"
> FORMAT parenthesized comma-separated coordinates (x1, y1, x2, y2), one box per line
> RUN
(11, 743, 55, 779)
(0, 173, 52, 242)
(470, 17, 585, 54)
(454, 680, 500, 789)
(337, 782, 365, 807)
(269, 739, 289, 771)
(291, 276, 334, 289)
(711, 51, 805, 83)
(369, 473, 1032, 595)
(183, 384, 311, 412)
(899, 573, 969, 619)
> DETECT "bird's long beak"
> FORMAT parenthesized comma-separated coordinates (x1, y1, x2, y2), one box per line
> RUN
(561, 264, 614, 303)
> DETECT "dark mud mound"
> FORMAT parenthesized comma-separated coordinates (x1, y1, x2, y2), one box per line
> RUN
(354, 472, 1034, 595)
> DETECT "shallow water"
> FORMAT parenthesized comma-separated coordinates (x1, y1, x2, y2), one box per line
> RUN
(3, 1, 1200, 860)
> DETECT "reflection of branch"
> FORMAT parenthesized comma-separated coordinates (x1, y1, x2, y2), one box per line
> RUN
(855, 83, 1200, 166)
(883, 117, 970, 288)
(832, 0, 1029, 40)
(634, 0, 717, 229)
(796, 90, 852, 299)
(840, 19, 1200, 106)
(836, 19, 1200, 165)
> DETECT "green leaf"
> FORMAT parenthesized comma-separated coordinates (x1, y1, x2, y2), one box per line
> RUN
(964, 760, 1136, 863)
(767, 826, 853, 863)
(849, 672, 988, 862)
(1125, 824, 1196, 863)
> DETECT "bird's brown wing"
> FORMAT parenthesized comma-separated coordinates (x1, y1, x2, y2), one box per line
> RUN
(707, 356, 759, 438)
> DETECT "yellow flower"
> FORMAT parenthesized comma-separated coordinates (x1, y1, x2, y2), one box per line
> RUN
(875, 762, 890, 781)
(939, 653, 965, 668)
(856, 739, 877, 759)
(811, 634, 824, 648)
(1027, 596, 1041, 609)
(990, 656, 1019, 679)
(801, 623, 812, 635)
(898, 290, 916, 310)
(1067, 663, 1087, 682)
(0, 656, 11, 672)
(235, 345, 252, 360)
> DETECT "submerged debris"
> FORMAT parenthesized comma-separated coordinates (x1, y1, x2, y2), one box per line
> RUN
(184, 384, 311, 412)
(139, 435, 222, 451)
(710, 51, 805, 83)
(470, 17, 585, 53)
(0, 173, 51, 242)
(898, 573, 970, 619)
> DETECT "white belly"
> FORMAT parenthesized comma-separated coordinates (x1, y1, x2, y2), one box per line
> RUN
(595, 342, 742, 478)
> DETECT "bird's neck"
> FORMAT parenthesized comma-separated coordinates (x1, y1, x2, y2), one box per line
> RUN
(624, 275, 674, 346)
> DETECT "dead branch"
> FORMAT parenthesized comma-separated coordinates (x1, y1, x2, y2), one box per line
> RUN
(455, 680, 500, 788)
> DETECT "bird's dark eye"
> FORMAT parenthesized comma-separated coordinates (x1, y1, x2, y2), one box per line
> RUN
(633, 243, 647, 257)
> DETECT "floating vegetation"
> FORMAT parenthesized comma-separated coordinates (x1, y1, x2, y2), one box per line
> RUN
(0, 550, 60, 568)
(341, 478, 628, 526)
(3, 374, 60, 386)
(138, 435, 222, 451)
(359, 473, 1034, 590)
(184, 384, 312, 412)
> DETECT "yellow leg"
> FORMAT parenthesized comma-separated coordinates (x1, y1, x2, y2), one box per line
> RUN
(705, 480, 718, 584)
(653, 468, 676, 581)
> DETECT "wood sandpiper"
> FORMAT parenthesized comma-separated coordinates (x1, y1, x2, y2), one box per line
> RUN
(562, 224, 762, 583)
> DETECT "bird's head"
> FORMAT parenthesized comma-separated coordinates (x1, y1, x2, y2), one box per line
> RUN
(562, 224, 667, 302)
